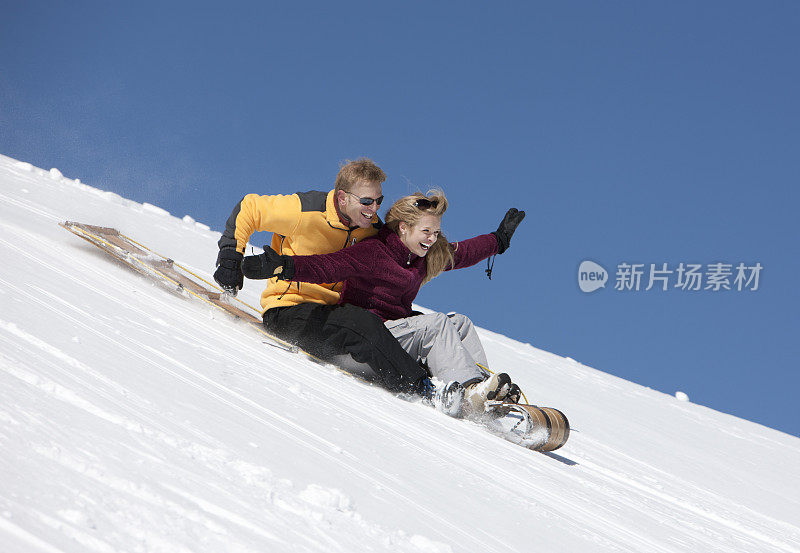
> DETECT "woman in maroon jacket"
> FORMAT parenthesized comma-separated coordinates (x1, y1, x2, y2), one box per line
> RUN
(243, 191, 525, 415)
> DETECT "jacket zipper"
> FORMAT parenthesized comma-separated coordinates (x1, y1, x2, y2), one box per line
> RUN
(317, 225, 355, 291)
(277, 234, 294, 300)
(329, 228, 357, 290)
(342, 228, 354, 249)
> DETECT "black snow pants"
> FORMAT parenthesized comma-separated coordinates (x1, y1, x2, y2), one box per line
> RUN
(262, 303, 428, 393)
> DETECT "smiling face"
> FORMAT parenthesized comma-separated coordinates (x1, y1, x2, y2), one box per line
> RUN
(399, 214, 442, 257)
(336, 179, 383, 228)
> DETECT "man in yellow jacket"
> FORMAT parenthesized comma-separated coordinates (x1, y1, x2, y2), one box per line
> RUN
(213, 158, 428, 393)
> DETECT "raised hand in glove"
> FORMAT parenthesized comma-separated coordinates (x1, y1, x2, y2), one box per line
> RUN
(492, 208, 526, 254)
(213, 248, 244, 295)
(242, 246, 295, 280)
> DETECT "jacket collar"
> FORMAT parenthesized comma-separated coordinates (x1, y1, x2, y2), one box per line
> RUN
(379, 226, 421, 267)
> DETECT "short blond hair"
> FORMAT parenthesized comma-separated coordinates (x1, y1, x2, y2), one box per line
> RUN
(334, 158, 386, 193)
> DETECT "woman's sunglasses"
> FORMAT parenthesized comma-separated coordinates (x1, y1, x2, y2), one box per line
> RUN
(346, 191, 384, 206)
(414, 198, 439, 209)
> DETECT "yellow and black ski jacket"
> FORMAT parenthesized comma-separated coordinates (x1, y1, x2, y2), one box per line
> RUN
(218, 190, 380, 312)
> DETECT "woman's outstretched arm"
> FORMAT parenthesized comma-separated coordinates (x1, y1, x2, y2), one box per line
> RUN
(242, 239, 377, 283)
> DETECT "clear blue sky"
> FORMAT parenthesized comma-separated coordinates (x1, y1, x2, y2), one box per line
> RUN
(2, 1, 798, 437)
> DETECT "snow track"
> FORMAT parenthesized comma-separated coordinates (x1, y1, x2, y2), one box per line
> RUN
(2, 154, 799, 552)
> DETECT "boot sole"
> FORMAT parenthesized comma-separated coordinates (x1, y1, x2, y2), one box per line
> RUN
(486, 373, 512, 400)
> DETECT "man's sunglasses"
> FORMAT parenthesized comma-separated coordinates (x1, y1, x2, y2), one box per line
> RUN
(346, 191, 384, 206)
(414, 198, 439, 209)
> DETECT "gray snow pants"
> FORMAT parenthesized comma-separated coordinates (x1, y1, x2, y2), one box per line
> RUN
(383, 312, 488, 386)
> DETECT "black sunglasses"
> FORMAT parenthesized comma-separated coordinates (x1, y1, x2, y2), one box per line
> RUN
(414, 198, 439, 209)
(346, 191, 384, 206)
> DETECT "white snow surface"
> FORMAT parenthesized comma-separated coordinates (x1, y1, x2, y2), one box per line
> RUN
(1, 152, 799, 553)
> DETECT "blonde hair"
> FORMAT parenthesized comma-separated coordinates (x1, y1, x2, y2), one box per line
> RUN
(334, 158, 386, 193)
(385, 190, 454, 284)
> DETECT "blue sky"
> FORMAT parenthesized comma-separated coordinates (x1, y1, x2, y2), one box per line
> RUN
(2, 1, 798, 437)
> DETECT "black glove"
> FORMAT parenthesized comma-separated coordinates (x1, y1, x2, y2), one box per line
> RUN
(242, 246, 295, 280)
(492, 208, 526, 254)
(213, 248, 243, 295)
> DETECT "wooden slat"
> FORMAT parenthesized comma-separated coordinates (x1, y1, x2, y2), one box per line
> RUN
(540, 407, 569, 451)
(62, 221, 262, 324)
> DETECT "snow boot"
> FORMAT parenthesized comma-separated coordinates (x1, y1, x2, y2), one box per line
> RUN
(463, 372, 513, 415)
(415, 377, 464, 417)
(433, 380, 465, 418)
(506, 382, 522, 404)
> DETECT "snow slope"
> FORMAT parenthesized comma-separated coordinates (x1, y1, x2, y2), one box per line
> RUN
(1, 153, 799, 553)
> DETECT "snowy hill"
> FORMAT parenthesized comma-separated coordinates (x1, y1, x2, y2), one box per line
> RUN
(1, 152, 799, 553)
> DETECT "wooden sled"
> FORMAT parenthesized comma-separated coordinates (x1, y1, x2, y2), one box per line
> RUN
(61, 221, 569, 452)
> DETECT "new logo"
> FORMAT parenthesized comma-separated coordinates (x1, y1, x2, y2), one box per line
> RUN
(578, 260, 608, 293)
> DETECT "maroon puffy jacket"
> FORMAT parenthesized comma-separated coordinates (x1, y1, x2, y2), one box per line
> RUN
(291, 226, 499, 320)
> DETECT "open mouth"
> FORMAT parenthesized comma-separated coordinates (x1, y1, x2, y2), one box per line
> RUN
(360, 211, 372, 221)
(419, 242, 431, 251)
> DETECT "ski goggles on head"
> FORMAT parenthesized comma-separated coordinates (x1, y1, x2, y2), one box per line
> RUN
(345, 191, 384, 206)
(414, 198, 439, 209)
